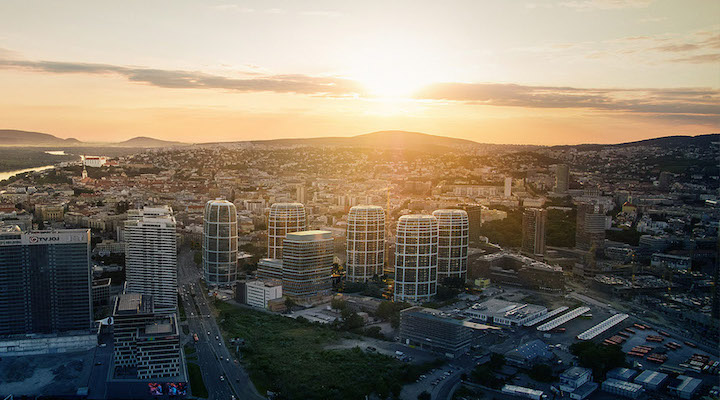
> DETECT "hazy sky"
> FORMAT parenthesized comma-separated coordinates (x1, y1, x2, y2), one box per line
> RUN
(0, 0, 718, 145)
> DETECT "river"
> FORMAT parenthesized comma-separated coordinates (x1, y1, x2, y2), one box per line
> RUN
(0, 165, 57, 181)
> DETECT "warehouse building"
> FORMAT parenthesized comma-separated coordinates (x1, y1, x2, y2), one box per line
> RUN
(465, 298, 547, 326)
(633, 369, 670, 391)
(601, 378, 644, 399)
(667, 375, 703, 399)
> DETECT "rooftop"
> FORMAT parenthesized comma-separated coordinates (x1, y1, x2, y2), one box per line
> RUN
(285, 230, 332, 241)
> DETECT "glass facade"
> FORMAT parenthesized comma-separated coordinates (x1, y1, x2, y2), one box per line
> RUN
(0, 229, 92, 336)
(203, 200, 238, 285)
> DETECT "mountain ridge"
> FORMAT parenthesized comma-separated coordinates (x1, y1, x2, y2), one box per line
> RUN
(0, 128, 716, 150)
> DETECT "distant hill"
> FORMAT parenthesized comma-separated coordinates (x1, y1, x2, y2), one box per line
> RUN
(0, 130, 187, 147)
(0, 130, 82, 146)
(116, 136, 186, 147)
(242, 130, 484, 152)
(551, 133, 719, 151)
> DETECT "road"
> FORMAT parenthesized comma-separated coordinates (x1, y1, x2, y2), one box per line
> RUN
(178, 248, 264, 400)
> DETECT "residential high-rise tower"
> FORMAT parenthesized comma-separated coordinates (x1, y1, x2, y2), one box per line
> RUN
(522, 208, 547, 256)
(203, 199, 238, 286)
(125, 206, 177, 313)
(346, 205, 385, 282)
(394, 215, 439, 303)
(432, 209, 469, 281)
(267, 203, 306, 259)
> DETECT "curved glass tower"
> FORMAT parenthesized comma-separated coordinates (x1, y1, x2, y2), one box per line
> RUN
(203, 200, 238, 286)
(267, 203, 306, 259)
(346, 205, 385, 282)
(432, 209, 469, 281)
(394, 214, 438, 303)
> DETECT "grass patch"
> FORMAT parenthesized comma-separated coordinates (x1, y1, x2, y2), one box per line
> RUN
(186, 362, 208, 398)
(215, 302, 432, 400)
(178, 294, 187, 322)
(184, 344, 196, 355)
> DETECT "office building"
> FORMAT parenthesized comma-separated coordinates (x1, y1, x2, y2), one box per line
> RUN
(432, 209, 469, 281)
(282, 230, 333, 299)
(576, 202, 607, 251)
(0, 227, 93, 337)
(346, 205, 385, 282)
(267, 203, 306, 259)
(112, 293, 182, 380)
(522, 208, 547, 256)
(240, 279, 283, 309)
(555, 164, 569, 194)
(125, 206, 177, 313)
(257, 258, 284, 281)
(92, 278, 112, 309)
(394, 214, 438, 303)
(203, 199, 238, 286)
(399, 306, 473, 358)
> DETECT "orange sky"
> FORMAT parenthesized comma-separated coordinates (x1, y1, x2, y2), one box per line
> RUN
(0, 1, 718, 145)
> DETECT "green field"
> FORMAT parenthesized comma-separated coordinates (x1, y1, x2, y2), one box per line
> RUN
(186, 362, 208, 398)
(215, 302, 434, 400)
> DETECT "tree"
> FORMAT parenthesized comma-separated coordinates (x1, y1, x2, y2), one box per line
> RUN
(488, 353, 505, 370)
(284, 297, 297, 312)
(570, 341, 627, 379)
(529, 363, 555, 382)
(418, 391, 431, 400)
(331, 297, 347, 311)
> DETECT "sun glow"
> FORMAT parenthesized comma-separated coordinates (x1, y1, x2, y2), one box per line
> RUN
(349, 38, 441, 99)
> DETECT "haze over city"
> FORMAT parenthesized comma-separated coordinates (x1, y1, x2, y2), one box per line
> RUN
(0, 2, 719, 400)
(0, 0, 718, 145)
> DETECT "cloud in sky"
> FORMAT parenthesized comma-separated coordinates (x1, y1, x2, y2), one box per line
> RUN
(558, 0, 653, 10)
(0, 52, 717, 125)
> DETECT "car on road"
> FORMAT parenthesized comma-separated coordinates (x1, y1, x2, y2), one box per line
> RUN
(216, 335, 220, 340)
(220, 375, 225, 381)
(207, 331, 211, 335)
(95, 361, 102, 365)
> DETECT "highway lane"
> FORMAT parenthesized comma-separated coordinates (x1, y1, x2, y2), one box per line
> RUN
(178, 249, 263, 400)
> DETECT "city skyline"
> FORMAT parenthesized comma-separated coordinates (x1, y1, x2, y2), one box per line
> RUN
(0, 0, 718, 145)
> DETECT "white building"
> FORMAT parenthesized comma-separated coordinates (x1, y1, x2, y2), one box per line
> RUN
(432, 209, 469, 281)
(346, 205, 385, 282)
(504, 177, 512, 197)
(203, 200, 238, 286)
(465, 299, 547, 326)
(245, 280, 283, 309)
(82, 155, 107, 168)
(125, 206, 177, 313)
(267, 203, 306, 259)
(394, 215, 439, 303)
(558, 367, 598, 400)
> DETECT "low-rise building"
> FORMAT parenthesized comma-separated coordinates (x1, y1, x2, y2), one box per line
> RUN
(651, 253, 691, 270)
(244, 279, 283, 309)
(465, 298, 547, 326)
(667, 375, 703, 400)
(505, 339, 555, 368)
(399, 306, 473, 358)
(633, 369, 669, 391)
(558, 367, 598, 400)
(601, 378, 644, 399)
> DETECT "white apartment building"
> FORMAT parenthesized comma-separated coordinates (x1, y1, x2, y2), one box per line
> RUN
(125, 206, 177, 313)
(346, 205, 386, 282)
(432, 209, 469, 280)
(394, 214, 439, 303)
